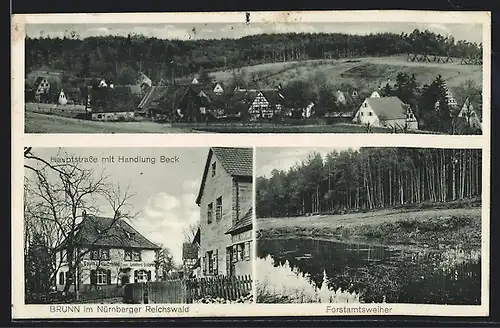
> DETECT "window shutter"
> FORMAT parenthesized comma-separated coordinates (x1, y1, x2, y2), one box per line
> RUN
(134, 270, 138, 283)
(147, 270, 152, 281)
(214, 249, 218, 275)
(107, 269, 111, 285)
(90, 270, 97, 285)
(203, 255, 207, 275)
(226, 248, 231, 276)
(244, 241, 251, 261)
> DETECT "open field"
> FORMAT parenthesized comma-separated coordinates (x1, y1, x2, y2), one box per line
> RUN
(25, 112, 197, 134)
(211, 55, 482, 92)
(258, 206, 482, 248)
(25, 111, 437, 134)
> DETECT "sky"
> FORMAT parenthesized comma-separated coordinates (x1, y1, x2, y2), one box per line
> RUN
(25, 22, 483, 44)
(256, 147, 359, 179)
(24, 147, 209, 265)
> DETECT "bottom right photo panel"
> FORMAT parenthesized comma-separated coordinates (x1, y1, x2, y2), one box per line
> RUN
(255, 146, 482, 305)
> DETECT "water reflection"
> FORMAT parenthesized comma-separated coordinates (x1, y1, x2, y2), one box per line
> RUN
(257, 237, 481, 304)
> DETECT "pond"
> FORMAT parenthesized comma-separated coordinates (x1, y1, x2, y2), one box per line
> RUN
(256, 237, 481, 304)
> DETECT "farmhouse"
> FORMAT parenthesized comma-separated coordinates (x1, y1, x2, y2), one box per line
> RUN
(335, 90, 348, 105)
(195, 147, 253, 278)
(58, 89, 68, 105)
(26, 68, 64, 102)
(55, 212, 160, 293)
(457, 97, 483, 130)
(89, 85, 137, 121)
(182, 241, 200, 278)
(246, 89, 285, 120)
(352, 96, 418, 130)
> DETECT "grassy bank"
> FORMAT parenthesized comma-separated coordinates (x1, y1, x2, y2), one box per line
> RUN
(258, 205, 481, 249)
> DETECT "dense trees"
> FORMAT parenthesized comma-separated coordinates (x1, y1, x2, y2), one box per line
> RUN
(26, 29, 481, 84)
(256, 148, 482, 218)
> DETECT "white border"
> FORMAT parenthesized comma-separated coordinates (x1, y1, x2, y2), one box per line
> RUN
(11, 10, 491, 319)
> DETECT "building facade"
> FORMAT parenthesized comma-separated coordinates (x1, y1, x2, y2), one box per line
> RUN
(248, 90, 284, 120)
(353, 96, 418, 130)
(55, 214, 160, 292)
(195, 147, 253, 278)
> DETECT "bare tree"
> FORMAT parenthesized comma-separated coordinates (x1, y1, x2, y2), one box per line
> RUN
(183, 222, 199, 243)
(24, 147, 137, 300)
(155, 246, 176, 280)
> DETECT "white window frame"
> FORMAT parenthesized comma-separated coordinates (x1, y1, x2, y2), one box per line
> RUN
(96, 269, 108, 285)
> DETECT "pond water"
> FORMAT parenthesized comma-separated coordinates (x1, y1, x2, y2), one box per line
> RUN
(257, 237, 481, 304)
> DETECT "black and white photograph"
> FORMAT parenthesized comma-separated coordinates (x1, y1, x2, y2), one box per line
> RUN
(23, 17, 485, 134)
(23, 146, 253, 305)
(255, 147, 482, 305)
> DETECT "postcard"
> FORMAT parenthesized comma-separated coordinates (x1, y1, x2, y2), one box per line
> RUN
(11, 10, 491, 319)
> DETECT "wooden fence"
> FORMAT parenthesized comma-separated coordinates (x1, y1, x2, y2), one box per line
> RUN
(186, 275, 252, 303)
(123, 275, 252, 304)
(78, 285, 124, 302)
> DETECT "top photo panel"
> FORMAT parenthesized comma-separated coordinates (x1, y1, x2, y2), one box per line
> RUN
(21, 12, 489, 135)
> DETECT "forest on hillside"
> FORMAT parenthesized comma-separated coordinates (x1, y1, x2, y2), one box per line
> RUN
(26, 29, 482, 84)
(256, 148, 482, 218)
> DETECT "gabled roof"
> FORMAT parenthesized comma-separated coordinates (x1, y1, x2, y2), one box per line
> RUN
(72, 215, 160, 250)
(225, 208, 253, 235)
(26, 68, 63, 86)
(182, 242, 199, 260)
(365, 96, 408, 121)
(195, 147, 253, 205)
(260, 90, 285, 106)
(137, 85, 189, 111)
(459, 97, 483, 121)
(193, 227, 201, 244)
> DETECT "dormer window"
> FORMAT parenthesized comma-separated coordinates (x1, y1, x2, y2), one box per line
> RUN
(211, 162, 216, 177)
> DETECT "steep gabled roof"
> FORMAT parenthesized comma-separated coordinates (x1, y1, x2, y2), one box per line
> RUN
(260, 90, 285, 107)
(365, 96, 408, 121)
(137, 85, 189, 111)
(225, 207, 253, 235)
(72, 215, 160, 250)
(182, 242, 199, 260)
(195, 147, 253, 205)
(459, 96, 483, 121)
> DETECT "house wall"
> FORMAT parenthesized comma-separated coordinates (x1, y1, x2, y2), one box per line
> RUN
(91, 111, 135, 121)
(249, 92, 273, 119)
(353, 101, 380, 126)
(230, 229, 253, 278)
(55, 247, 157, 291)
(232, 179, 252, 226)
(199, 154, 234, 277)
(458, 106, 482, 130)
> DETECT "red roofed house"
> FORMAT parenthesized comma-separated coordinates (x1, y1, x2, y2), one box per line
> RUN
(195, 147, 253, 278)
(352, 96, 418, 130)
(55, 213, 160, 293)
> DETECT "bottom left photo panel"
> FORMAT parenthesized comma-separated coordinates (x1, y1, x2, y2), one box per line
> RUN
(22, 146, 254, 305)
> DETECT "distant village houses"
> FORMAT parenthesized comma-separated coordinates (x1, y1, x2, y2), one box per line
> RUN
(457, 96, 483, 131)
(195, 147, 253, 278)
(55, 212, 160, 293)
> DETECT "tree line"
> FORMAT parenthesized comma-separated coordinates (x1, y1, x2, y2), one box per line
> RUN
(256, 147, 482, 218)
(26, 29, 481, 84)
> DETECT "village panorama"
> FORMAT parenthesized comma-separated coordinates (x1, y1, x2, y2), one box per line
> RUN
(24, 147, 254, 304)
(24, 22, 483, 134)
